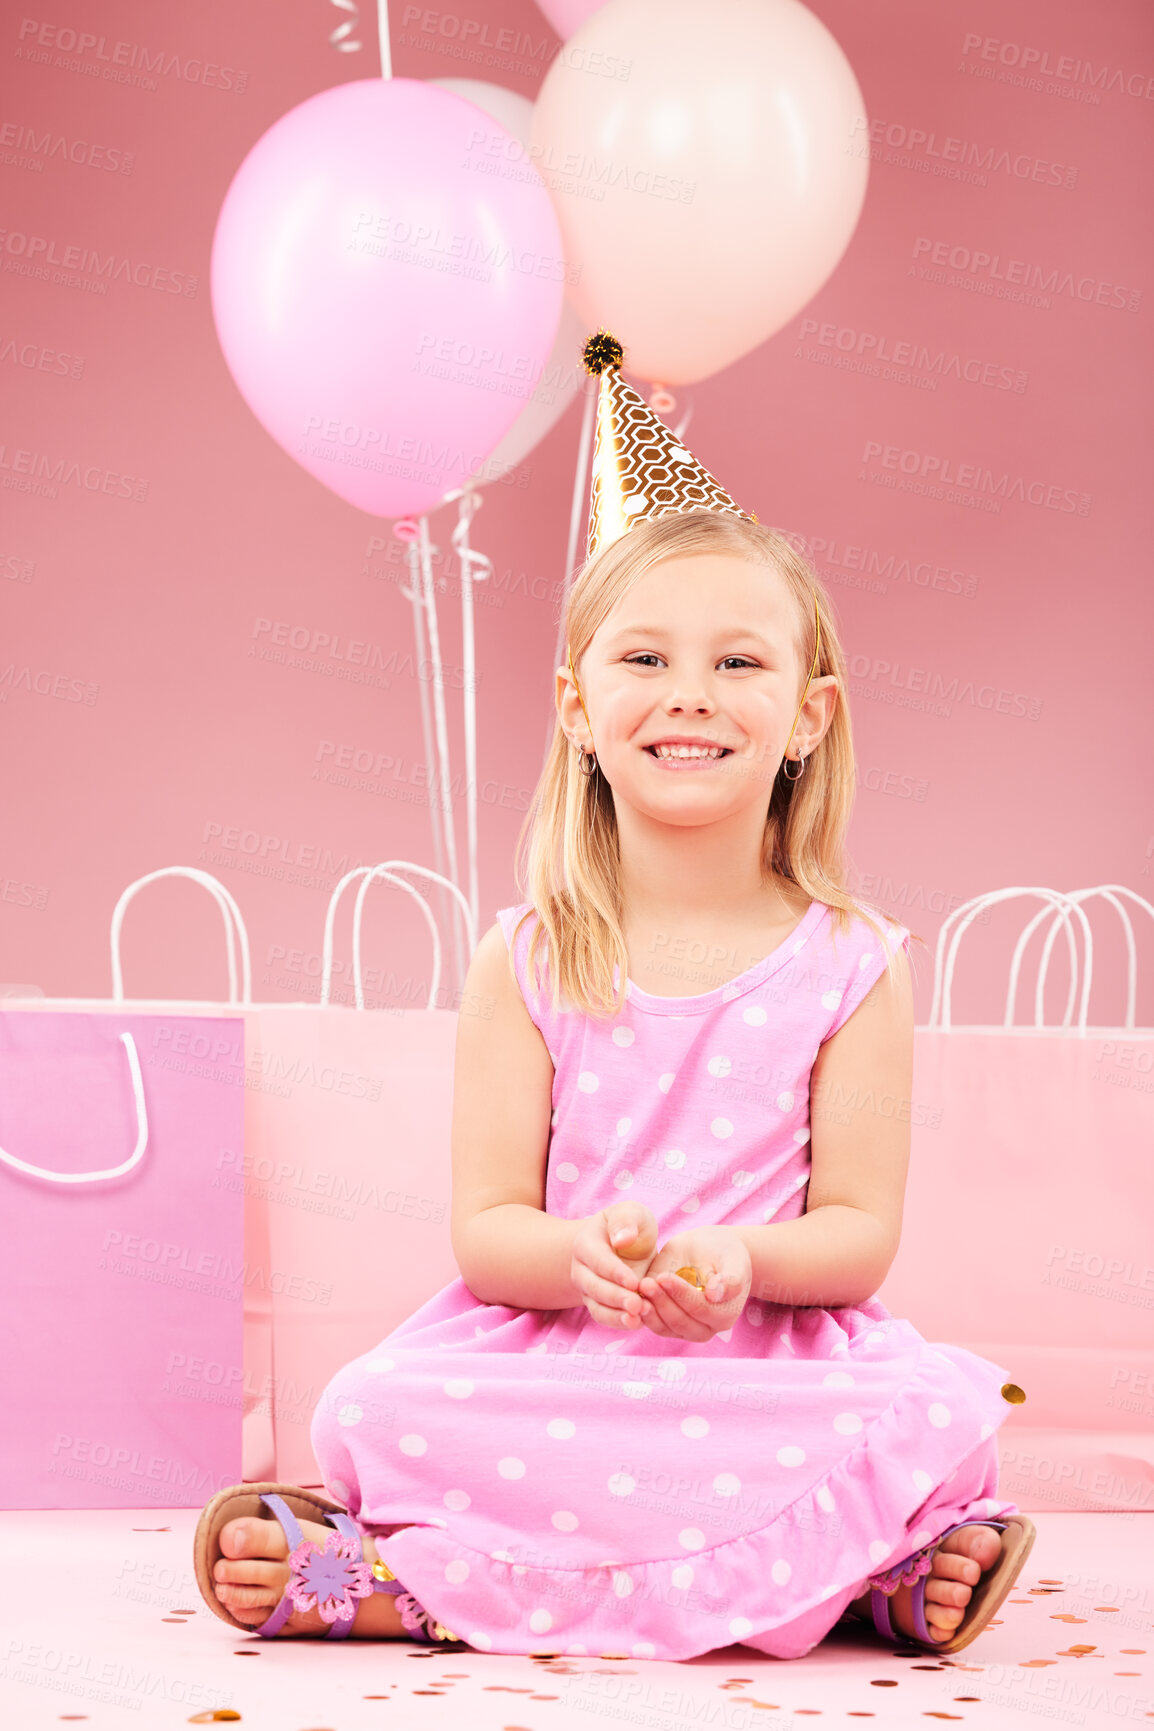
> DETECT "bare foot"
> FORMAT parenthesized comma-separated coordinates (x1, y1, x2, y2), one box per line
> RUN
(849, 1522, 1004, 1645)
(213, 1513, 411, 1639)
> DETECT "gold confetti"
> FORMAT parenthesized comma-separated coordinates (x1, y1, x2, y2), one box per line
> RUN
(1001, 1383, 1027, 1403)
(676, 1266, 705, 1288)
(187, 1714, 241, 1725)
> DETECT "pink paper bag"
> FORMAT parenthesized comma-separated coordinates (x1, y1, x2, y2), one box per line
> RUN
(877, 886, 1154, 1511)
(1, 866, 276, 1487)
(244, 863, 469, 1484)
(0, 1010, 245, 1509)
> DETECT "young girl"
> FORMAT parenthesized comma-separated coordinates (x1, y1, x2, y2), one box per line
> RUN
(196, 504, 1034, 1661)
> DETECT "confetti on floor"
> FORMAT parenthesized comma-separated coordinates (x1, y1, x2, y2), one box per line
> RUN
(1, 1508, 1146, 1730)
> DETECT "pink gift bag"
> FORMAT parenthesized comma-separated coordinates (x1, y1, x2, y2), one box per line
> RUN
(0, 1008, 245, 1509)
(2, 867, 274, 1489)
(245, 863, 468, 1484)
(877, 885, 1154, 1512)
(4, 860, 471, 1492)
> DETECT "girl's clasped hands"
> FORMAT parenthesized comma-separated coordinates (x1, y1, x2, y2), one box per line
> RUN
(570, 1201, 752, 1343)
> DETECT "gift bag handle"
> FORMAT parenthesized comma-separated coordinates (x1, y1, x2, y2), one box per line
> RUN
(110, 868, 252, 1004)
(1028, 885, 1154, 1031)
(321, 863, 476, 1010)
(0, 1030, 150, 1184)
(929, 887, 1093, 1033)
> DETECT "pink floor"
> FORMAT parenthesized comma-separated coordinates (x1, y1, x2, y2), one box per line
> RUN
(2, 1510, 1150, 1729)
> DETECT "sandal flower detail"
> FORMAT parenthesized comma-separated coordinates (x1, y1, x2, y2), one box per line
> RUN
(859, 1515, 1037, 1655)
(868, 1540, 936, 1596)
(395, 1591, 462, 1643)
(193, 1483, 454, 1644)
(284, 1530, 375, 1624)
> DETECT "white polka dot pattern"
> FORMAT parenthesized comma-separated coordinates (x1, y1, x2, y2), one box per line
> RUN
(301, 900, 1024, 1664)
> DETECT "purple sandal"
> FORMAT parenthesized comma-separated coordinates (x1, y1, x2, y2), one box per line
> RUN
(863, 1514, 1036, 1655)
(194, 1480, 463, 1645)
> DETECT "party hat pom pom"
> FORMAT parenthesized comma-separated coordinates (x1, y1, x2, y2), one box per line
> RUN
(583, 330, 624, 375)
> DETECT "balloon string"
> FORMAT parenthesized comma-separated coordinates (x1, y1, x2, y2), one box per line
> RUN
(378, 0, 392, 77)
(450, 492, 492, 937)
(545, 375, 597, 770)
(402, 536, 450, 912)
(417, 515, 467, 987)
(328, 0, 362, 53)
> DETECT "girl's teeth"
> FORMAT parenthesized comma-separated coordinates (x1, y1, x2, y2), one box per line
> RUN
(654, 745, 723, 758)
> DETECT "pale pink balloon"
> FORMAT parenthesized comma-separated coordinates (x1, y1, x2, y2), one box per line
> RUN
(531, 0, 869, 384)
(534, 0, 607, 40)
(211, 78, 565, 518)
(434, 78, 585, 487)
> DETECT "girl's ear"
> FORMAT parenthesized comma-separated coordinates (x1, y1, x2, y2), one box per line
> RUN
(555, 666, 584, 742)
(793, 674, 839, 758)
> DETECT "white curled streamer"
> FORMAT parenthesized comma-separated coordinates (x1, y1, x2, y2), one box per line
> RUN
(449, 489, 492, 935)
(329, 0, 363, 52)
(329, 1, 392, 76)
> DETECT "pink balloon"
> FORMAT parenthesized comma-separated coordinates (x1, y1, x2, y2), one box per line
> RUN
(531, 0, 869, 384)
(534, 0, 606, 40)
(211, 79, 565, 518)
(434, 79, 585, 486)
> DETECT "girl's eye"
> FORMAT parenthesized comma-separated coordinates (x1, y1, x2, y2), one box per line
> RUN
(623, 655, 760, 670)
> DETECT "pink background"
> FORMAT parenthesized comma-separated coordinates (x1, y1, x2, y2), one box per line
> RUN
(2, 0, 1152, 1025)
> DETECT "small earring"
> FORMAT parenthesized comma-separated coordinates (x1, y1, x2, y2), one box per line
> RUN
(577, 744, 598, 777)
(782, 753, 806, 782)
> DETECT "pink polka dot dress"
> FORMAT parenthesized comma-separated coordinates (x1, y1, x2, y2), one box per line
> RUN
(310, 898, 1021, 1659)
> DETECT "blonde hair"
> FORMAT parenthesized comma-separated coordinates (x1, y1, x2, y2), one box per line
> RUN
(509, 508, 901, 1018)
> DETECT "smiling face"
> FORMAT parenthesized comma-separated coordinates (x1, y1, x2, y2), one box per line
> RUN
(558, 551, 836, 828)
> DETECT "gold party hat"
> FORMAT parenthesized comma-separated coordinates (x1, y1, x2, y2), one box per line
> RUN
(582, 331, 755, 560)
(570, 332, 820, 773)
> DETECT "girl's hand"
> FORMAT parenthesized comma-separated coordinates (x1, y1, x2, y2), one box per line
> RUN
(637, 1227, 752, 1343)
(570, 1202, 660, 1330)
